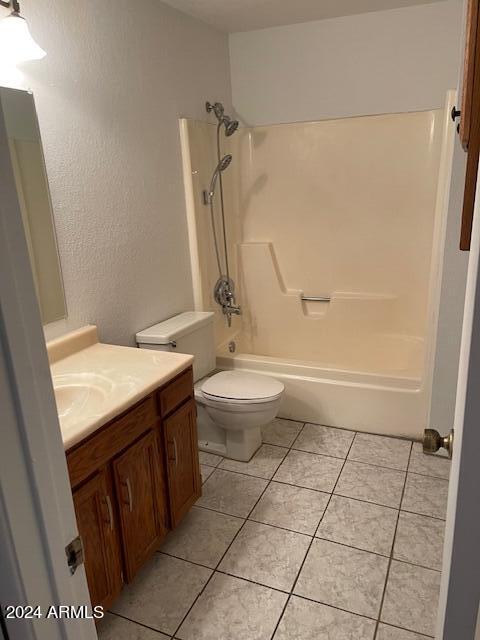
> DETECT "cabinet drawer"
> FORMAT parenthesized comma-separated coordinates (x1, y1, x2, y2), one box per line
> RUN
(159, 367, 193, 416)
(67, 395, 157, 489)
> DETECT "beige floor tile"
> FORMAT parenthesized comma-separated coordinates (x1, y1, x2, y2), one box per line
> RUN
(393, 511, 445, 570)
(376, 623, 430, 639)
(219, 444, 288, 479)
(274, 449, 343, 492)
(250, 481, 329, 535)
(198, 451, 223, 467)
(293, 423, 355, 458)
(262, 418, 304, 447)
(219, 520, 311, 591)
(200, 464, 215, 484)
(196, 469, 268, 517)
(381, 560, 441, 636)
(401, 473, 448, 519)
(335, 461, 405, 508)
(177, 572, 287, 640)
(348, 433, 411, 471)
(160, 506, 243, 568)
(316, 495, 398, 555)
(110, 554, 211, 635)
(408, 443, 450, 479)
(274, 597, 376, 640)
(294, 539, 389, 618)
(97, 613, 170, 639)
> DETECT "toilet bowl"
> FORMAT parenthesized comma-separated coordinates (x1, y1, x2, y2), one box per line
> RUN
(195, 370, 284, 461)
(136, 312, 284, 461)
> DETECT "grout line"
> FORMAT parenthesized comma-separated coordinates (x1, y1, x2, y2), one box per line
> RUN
(108, 611, 174, 637)
(288, 422, 307, 449)
(159, 518, 442, 577)
(373, 441, 413, 639)
(171, 442, 286, 638)
(405, 469, 451, 481)
(406, 470, 450, 482)
(268, 429, 358, 640)
(375, 620, 434, 638)
(203, 450, 450, 486)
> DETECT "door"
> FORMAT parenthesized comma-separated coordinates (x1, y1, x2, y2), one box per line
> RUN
(0, 92, 96, 640)
(163, 399, 201, 527)
(113, 431, 167, 581)
(437, 175, 480, 638)
(72, 469, 122, 610)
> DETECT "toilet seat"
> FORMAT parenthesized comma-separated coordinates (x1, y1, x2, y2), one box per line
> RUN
(200, 370, 284, 405)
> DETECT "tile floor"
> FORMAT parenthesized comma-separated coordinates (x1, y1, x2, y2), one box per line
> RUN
(99, 419, 450, 640)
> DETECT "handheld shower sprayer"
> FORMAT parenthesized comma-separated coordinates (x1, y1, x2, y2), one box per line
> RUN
(208, 154, 232, 202)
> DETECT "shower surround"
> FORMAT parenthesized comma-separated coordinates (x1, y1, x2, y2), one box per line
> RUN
(179, 95, 454, 438)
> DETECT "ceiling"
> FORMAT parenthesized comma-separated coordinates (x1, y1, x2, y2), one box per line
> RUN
(162, 0, 446, 33)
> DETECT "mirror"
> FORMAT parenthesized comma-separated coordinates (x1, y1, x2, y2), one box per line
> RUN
(0, 87, 66, 324)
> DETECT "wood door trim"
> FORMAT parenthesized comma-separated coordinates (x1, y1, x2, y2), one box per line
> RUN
(460, 0, 479, 150)
(460, 0, 480, 250)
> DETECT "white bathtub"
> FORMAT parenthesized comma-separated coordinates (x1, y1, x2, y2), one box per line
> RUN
(217, 350, 427, 439)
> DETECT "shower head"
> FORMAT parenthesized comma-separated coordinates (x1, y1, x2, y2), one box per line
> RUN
(206, 100, 239, 136)
(223, 117, 239, 137)
(208, 154, 232, 201)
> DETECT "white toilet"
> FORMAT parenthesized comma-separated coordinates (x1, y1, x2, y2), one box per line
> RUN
(136, 312, 284, 461)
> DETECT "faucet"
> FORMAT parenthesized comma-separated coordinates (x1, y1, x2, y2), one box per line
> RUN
(214, 275, 241, 325)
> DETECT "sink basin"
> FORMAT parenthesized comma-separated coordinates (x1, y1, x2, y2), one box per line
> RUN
(53, 373, 113, 420)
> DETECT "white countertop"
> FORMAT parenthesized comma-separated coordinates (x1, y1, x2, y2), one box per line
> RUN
(48, 326, 193, 450)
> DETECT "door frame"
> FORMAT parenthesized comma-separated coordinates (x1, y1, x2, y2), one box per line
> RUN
(437, 174, 480, 638)
(0, 94, 96, 640)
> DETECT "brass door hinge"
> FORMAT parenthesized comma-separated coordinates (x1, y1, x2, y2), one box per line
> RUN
(65, 535, 84, 575)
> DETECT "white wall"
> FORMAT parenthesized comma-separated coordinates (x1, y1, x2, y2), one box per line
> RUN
(229, 1, 462, 126)
(0, 0, 231, 346)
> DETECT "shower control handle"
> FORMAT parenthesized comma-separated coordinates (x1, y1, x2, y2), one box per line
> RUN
(423, 428, 454, 459)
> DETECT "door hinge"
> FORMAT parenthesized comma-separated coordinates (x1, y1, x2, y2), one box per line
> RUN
(65, 535, 84, 575)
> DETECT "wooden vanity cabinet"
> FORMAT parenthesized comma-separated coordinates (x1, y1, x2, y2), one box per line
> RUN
(66, 366, 200, 609)
(113, 430, 168, 581)
(164, 399, 201, 527)
(72, 469, 123, 610)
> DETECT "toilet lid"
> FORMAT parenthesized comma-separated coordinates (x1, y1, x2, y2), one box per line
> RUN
(201, 371, 284, 402)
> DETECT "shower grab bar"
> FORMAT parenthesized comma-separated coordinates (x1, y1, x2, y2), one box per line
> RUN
(301, 295, 331, 302)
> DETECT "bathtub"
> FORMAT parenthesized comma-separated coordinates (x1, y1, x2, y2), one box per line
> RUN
(217, 346, 428, 440)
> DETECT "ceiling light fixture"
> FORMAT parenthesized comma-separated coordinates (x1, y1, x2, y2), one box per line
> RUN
(0, 0, 46, 64)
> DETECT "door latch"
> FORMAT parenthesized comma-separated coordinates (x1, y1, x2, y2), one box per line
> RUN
(65, 535, 84, 575)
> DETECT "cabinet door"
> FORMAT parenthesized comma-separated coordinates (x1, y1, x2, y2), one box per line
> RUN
(72, 469, 123, 609)
(113, 430, 167, 581)
(163, 399, 201, 527)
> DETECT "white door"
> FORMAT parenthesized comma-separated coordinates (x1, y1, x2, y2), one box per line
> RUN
(437, 174, 480, 637)
(0, 91, 97, 640)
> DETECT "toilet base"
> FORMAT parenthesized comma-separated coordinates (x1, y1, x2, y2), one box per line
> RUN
(196, 402, 262, 462)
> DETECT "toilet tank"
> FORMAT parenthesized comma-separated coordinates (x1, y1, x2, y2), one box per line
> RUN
(135, 311, 215, 382)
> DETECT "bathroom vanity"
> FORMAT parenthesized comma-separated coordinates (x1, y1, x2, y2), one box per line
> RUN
(48, 326, 201, 611)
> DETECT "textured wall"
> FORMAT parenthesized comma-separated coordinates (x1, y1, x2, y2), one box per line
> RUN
(229, 1, 462, 126)
(0, 0, 231, 345)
